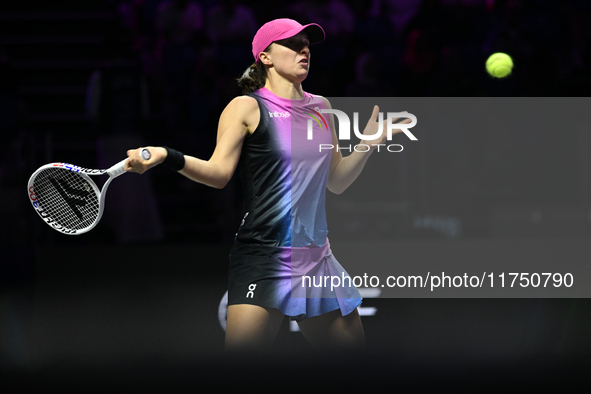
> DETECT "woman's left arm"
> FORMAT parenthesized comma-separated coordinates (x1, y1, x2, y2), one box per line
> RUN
(322, 98, 409, 194)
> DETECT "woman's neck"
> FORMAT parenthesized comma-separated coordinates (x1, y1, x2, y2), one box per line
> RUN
(264, 76, 304, 99)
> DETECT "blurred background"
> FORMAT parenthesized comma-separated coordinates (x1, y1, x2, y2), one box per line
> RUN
(1, 0, 591, 389)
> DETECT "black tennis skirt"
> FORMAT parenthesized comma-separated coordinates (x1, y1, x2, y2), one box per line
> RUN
(228, 238, 362, 321)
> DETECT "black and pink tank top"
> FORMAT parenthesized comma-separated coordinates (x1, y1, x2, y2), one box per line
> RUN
(235, 87, 333, 248)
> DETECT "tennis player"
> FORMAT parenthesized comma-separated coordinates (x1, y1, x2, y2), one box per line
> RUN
(126, 18, 405, 352)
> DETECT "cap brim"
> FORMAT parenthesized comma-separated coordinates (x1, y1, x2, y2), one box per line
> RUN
(273, 23, 325, 46)
(301, 23, 325, 45)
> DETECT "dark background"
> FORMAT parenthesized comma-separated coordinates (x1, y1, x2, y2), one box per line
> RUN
(2, 0, 591, 389)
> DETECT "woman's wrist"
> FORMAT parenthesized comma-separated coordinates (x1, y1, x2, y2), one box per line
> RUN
(161, 146, 185, 171)
(358, 141, 379, 153)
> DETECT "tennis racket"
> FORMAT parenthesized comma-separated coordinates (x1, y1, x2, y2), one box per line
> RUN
(27, 148, 151, 235)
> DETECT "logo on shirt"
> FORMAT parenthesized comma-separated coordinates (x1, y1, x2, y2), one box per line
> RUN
(304, 107, 329, 140)
(268, 111, 290, 118)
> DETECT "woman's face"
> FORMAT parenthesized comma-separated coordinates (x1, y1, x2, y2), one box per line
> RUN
(263, 33, 311, 82)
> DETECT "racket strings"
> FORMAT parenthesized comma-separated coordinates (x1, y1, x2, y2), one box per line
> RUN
(33, 168, 100, 230)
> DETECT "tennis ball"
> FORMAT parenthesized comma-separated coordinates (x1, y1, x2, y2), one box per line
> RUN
(486, 53, 513, 78)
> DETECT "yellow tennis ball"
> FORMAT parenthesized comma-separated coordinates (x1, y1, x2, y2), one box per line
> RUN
(486, 53, 513, 78)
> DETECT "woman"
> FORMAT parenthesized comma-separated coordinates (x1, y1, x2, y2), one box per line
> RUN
(126, 18, 403, 352)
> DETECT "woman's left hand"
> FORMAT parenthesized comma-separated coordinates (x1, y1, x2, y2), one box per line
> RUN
(359, 106, 413, 149)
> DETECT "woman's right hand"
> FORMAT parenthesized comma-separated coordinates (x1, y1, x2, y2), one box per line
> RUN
(125, 146, 168, 174)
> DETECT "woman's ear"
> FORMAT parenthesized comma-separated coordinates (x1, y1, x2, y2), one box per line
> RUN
(259, 51, 272, 66)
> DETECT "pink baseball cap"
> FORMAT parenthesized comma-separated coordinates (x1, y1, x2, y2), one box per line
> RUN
(252, 18, 325, 61)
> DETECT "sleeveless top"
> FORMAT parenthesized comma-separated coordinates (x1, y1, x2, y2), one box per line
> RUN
(234, 87, 333, 248)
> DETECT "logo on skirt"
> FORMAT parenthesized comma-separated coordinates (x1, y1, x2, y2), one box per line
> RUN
(246, 283, 257, 298)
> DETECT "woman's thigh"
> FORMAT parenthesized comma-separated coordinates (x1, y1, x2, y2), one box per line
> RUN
(225, 304, 285, 351)
(296, 308, 365, 351)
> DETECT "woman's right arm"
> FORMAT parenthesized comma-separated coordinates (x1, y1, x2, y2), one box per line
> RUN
(125, 95, 259, 189)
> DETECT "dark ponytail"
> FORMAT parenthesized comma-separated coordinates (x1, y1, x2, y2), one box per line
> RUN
(236, 61, 267, 94)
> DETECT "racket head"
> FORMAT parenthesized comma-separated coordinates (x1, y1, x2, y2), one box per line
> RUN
(28, 163, 104, 235)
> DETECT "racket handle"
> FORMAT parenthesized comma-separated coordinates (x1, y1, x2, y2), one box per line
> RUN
(106, 149, 150, 177)
(106, 158, 128, 178)
(140, 148, 151, 160)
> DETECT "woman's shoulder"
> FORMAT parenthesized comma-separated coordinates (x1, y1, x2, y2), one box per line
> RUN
(220, 95, 261, 134)
(224, 94, 260, 115)
(304, 92, 332, 109)
(229, 94, 259, 106)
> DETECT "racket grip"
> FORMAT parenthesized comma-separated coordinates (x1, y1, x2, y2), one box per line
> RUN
(140, 148, 151, 160)
(106, 158, 128, 178)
